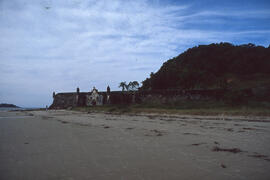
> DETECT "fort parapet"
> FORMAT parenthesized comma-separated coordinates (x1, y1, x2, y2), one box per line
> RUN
(50, 87, 242, 109)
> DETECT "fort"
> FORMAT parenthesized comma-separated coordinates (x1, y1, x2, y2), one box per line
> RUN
(49, 86, 249, 109)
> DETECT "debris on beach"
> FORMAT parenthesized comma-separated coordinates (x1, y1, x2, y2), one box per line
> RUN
(212, 146, 242, 153)
(145, 129, 164, 136)
(248, 154, 268, 158)
(182, 132, 199, 135)
(221, 164, 227, 168)
(151, 129, 163, 136)
(243, 127, 256, 130)
(102, 125, 110, 128)
(248, 152, 269, 161)
(60, 121, 69, 124)
(191, 143, 206, 146)
(147, 115, 157, 119)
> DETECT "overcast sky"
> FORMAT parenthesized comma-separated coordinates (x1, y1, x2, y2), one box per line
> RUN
(0, 0, 269, 107)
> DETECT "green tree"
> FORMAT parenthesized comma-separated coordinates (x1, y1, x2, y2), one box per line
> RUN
(128, 81, 139, 91)
(141, 42, 270, 90)
(119, 81, 127, 91)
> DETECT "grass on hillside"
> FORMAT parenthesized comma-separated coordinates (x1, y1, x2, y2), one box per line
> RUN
(72, 101, 270, 116)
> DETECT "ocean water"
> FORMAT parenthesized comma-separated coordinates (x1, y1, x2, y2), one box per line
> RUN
(0, 107, 41, 112)
(0, 107, 21, 111)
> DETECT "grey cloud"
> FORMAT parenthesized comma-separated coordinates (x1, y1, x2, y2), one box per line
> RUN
(0, 0, 269, 107)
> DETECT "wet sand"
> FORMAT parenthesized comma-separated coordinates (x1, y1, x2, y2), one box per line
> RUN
(0, 110, 270, 180)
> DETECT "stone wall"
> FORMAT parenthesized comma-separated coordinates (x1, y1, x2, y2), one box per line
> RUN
(137, 89, 227, 101)
(49, 89, 225, 109)
(50, 93, 78, 109)
(50, 88, 263, 109)
(50, 92, 108, 109)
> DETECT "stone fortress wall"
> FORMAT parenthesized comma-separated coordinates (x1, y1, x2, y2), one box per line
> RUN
(50, 86, 138, 109)
(49, 85, 270, 109)
(50, 87, 107, 109)
(49, 86, 257, 109)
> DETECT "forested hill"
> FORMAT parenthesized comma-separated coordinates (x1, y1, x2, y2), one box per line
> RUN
(0, 103, 19, 108)
(141, 43, 270, 90)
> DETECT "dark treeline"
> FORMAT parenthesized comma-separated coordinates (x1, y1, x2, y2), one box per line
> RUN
(0, 103, 19, 108)
(141, 43, 270, 90)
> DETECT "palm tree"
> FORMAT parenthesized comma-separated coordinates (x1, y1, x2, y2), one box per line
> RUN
(132, 81, 139, 90)
(119, 81, 140, 91)
(128, 81, 139, 91)
(119, 81, 127, 91)
(128, 82, 133, 91)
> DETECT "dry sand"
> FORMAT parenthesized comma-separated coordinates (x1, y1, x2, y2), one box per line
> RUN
(0, 110, 270, 180)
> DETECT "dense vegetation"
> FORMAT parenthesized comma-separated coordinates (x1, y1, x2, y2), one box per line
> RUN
(119, 81, 139, 91)
(141, 43, 270, 90)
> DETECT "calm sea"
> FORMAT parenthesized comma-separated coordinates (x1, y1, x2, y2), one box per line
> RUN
(0, 107, 41, 112)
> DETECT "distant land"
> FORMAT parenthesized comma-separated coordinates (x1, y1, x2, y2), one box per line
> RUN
(0, 103, 20, 108)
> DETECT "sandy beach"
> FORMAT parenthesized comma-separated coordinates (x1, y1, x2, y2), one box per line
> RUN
(0, 110, 270, 180)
